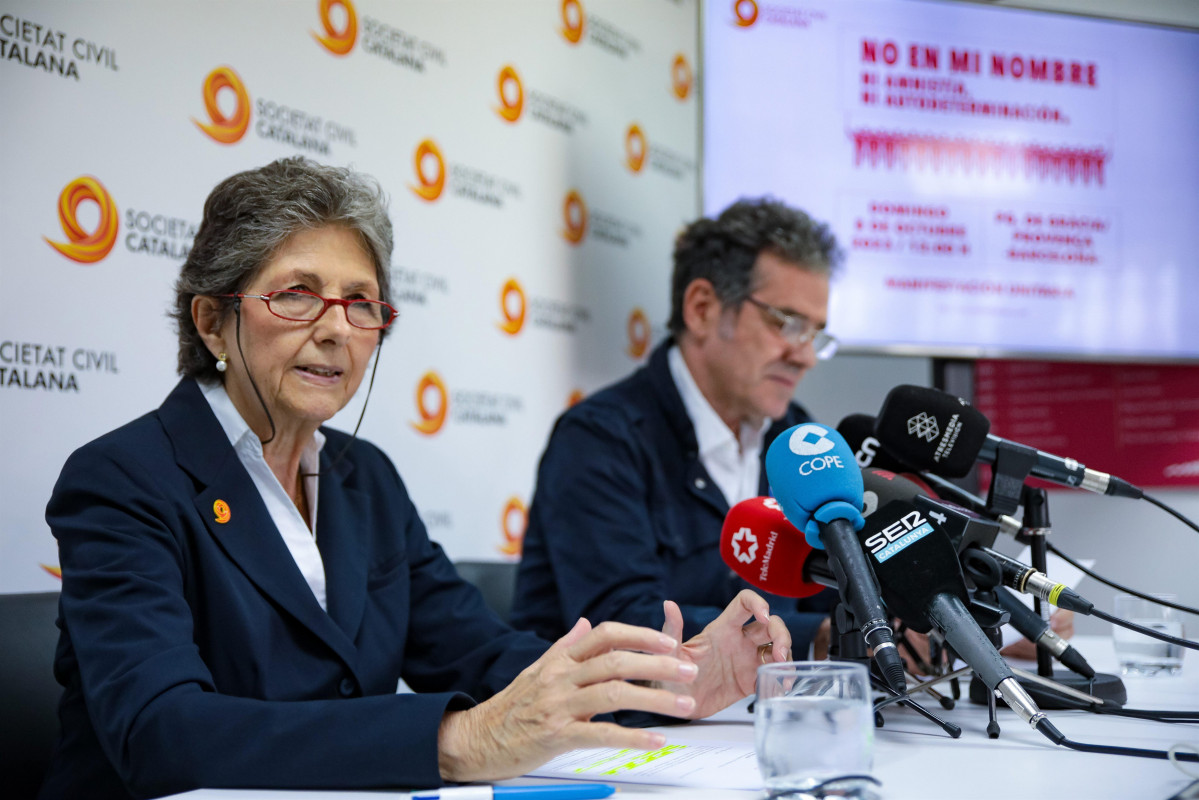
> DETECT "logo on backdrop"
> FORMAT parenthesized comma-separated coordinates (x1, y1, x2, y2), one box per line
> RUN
(557, 0, 640, 57)
(627, 308, 651, 359)
(497, 278, 527, 335)
(502, 276, 590, 335)
(494, 65, 523, 122)
(44, 176, 118, 263)
(731, 0, 827, 29)
(671, 53, 693, 100)
(408, 139, 521, 208)
(312, 0, 358, 56)
(623, 123, 695, 180)
(42, 565, 62, 579)
(392, 266, 450, 307)
(409, 139, 446, 201)
(0, 15, 119, 81)
(492, 63, 587, 133)
(562, 190, 641, 248)
(625, 124, 647, 173)
(788, 424, 835, 456)
(411, 371, 449, 435)
(497, 496, 527, 557)
(559, 0, 585, 44)
(568, 389, 586, 407)
(1, 341, 119, 392)
(193, 66, 357, 154)
(193, 66, 251, 144)
(561, 190, 588, 244)
(734, 0, 759, 27)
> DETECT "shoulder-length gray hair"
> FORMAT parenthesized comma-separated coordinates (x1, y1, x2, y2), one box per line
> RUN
(173, 156, 394, 380)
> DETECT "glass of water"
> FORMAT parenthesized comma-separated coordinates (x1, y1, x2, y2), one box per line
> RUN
(755, 661, 875, 799)
(1113, 594, 1185, 676)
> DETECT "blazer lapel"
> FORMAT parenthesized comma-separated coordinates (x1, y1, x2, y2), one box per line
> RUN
(315, 447, 370, 642)
(159, 380, 359, 670)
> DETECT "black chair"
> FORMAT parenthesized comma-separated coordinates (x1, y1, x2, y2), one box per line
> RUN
(0, 591, 63, 800)
(453, 560, 518, 624)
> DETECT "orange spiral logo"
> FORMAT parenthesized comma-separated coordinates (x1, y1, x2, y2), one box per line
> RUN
(411, 371, 449, 435)
(192, 66, 251, 144)
(213, 499, 232, 524)
(734, 0, 759, 27)
(409, 139, 446, 202)
(567, 389, 585, 407)
(625, 124, 647, 173)
(560, 0, 585, 43)
(312, 0, 358, 55)
(561, 189, 587, 245)
(44, 176, 119, 263)
(497, 496, 528, 557)
(671, 53, 693, 100)
(497, 278, 526, 336)
(627, 308, 651, 359)
(41, 565, 63, 580)
(494, 64, 524, 123)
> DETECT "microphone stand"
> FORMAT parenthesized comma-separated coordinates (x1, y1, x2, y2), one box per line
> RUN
(829, 601, 962, 738)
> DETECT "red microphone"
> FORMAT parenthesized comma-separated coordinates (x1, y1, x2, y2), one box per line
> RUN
(720, 497, 832, 599)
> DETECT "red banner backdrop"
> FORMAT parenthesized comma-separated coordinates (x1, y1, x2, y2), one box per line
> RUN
(974, 360, 1199, 489)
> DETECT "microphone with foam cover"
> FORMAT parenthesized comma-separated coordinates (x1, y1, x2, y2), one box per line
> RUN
(719, 497, 833, 598)
(875, 385, 1142, 498)
(836, 413, 911, 472)
(766, 423, 906, 692)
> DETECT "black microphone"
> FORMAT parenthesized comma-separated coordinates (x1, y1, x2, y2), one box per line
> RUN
(993, 586, 1095, 679)
(875, 385, 1143, 499)
(836, 413, 910, 471)
(857, 496, 1047, 727)
(862, 469, 1100, 679)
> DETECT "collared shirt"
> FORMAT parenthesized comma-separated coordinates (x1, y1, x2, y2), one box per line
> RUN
(668, 345, 772, 508)
(201, 380, 328, 612)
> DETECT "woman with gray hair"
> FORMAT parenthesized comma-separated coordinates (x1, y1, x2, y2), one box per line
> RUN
(41, 157, 790, 799)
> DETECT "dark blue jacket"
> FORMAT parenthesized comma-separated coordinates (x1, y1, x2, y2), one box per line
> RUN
(41, 379, 549, 799)
(512, 340, 833, 648)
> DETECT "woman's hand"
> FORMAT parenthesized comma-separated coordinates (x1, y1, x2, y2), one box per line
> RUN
(437, 618, 698, 782)
(658, 589, 792, 719)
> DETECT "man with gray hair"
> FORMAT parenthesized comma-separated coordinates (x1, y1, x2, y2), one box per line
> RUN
(513, 198, 842, 657)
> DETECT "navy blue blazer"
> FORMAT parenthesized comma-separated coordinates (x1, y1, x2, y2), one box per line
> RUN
(511, 340, 833, 648)
(41, 379, 549, 799)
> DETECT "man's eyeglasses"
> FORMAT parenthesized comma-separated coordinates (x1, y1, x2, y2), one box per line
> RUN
(744, 296, 838, 360)
(222, 290, 397, 331)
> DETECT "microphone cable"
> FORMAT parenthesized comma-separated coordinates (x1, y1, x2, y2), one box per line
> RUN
(1088, 607, 1199, 652)
(1034, 717, 1199, 764)
(1047, 543, 1199, 617)
(1143, 492, 1199, 536)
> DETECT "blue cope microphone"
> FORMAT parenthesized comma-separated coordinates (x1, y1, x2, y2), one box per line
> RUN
(766, 423, 907, 693)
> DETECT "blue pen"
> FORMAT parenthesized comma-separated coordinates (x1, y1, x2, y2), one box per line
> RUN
(413, 784, 616, 800)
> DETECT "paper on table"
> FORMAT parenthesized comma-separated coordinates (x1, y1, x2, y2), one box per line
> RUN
(528, 739, 760, 790)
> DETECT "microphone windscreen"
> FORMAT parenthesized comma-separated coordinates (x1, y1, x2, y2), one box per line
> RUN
(765, 423, 864, 548)
(874, 385, 991, 478)
(857, 499, 970, 632)
(836, 414, 911, 472)
(720, 498, 825, 599)
(860, 468, 929, 519)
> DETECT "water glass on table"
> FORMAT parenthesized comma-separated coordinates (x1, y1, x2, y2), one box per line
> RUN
(755, 661, 877, 799)
(1113, 594, 1185, 676)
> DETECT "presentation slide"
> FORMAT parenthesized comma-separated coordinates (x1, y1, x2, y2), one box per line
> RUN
(704, 0, 1199, 360)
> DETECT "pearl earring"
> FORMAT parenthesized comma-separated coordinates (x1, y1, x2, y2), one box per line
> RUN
(216, 352, 228, 373)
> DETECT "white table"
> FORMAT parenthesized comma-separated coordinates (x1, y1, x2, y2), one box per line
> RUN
(165, 636, 1199, 800)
